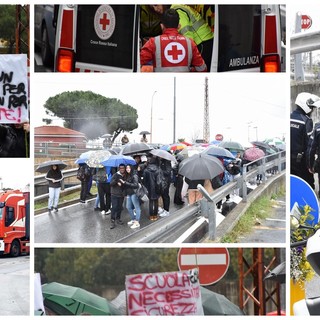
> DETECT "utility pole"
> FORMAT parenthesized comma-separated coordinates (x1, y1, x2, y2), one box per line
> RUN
(203, 77, 210, 143)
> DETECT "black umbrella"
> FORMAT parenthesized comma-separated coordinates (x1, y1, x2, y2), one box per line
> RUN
(264, 261, 286, 283)
(139, 131, 151, 135)
(178, 154, 224, 180)
(150, 149, 177, 162)
(35, 160, 68, 173)
(200, 286, 245, 315)
(121, 142, 153, 155)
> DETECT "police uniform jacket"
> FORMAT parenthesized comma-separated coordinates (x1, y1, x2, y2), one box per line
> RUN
(290, 108, 313, 163)
(307, 122, 320, 170)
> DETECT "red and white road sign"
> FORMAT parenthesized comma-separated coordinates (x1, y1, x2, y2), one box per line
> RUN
(301, 14, 312, 30)
(215, 134, 224, 141)
(177, 248, 230, 285)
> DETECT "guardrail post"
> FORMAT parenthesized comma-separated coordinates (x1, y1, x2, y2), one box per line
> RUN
(278, 152, 281, 173)
(260, 157, 266, 183)
(197, 184, 216, 240)
(242, 165, 248, 202)
(199, 198, 216, 240)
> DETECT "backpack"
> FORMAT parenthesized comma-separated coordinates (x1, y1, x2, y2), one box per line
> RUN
(77, 165, 90, 181)
(155, 169, 168, 194)
(93, 167, 107, 183)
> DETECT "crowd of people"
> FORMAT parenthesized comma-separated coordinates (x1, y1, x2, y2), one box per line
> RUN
(70, 148, 248, 230)
(44, 133, 284, 230)
(290, 92, 320, 195)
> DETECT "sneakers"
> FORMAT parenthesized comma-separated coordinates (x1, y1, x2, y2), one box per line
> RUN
(54, 207, 58, 213)
(101, 210, 106, 215)
(105, 210, 111, 215)
(80, 200, 86, 203)
(48, 208, 52, 214)
(127, 220, 134, 226)
(110, 220, 115, 229)
(131, 221, 140, 229)
(116, 219, 124, 225)
(159, 210, 170, 217)
(158, 207, 164, 214)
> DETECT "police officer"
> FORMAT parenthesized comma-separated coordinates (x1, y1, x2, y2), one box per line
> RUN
(291, 92, 320, 189)
(140, 8, 207, 72)
(307, 120, 320, 196)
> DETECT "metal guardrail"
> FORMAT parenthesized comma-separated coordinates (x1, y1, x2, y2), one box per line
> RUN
(117, 151, 286, 243)
(290, 30, 320, 55)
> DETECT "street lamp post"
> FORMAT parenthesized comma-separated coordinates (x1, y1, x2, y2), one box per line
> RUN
(150, 90, 157, 143)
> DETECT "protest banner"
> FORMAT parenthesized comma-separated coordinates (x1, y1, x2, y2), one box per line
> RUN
(0, 54, 29, 123)
(125, 269, 204, 316)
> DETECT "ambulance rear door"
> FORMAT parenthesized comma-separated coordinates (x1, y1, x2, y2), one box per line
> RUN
(55, 4, 139, 72)
(212, 5, 262, 72)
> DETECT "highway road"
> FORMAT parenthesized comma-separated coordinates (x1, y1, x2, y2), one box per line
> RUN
(0, 255, 30, 316)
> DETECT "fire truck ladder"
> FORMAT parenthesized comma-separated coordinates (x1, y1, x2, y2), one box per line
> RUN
(238, 248, 282, 315)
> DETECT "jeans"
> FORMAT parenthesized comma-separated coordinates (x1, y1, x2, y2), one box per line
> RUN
(126, 193, 141, 222)
(111, 195, 124, 220)
(48, 187, 61, 209)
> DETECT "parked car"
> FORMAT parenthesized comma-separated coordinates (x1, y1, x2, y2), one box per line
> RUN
(34, 5, 56, 66)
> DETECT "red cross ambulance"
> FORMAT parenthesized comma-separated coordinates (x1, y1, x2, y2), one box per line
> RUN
(51, 4, 285, 72)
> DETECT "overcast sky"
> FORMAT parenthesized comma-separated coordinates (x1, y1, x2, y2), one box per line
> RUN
(0, 158, 31, 190)
(33, 73, 287, 147)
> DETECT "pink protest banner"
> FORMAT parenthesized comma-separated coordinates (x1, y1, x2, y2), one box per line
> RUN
(125, 269, 204, 316)
(0, 54, 29, 123)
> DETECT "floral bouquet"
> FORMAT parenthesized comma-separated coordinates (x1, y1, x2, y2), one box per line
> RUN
(290, 204, 320, 287)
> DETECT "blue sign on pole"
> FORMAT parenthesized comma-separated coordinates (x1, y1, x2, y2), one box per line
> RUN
(290, 175, 319, 224)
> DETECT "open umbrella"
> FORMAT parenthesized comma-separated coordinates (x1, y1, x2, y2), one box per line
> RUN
(101, 133, 113, 138)
(202, 145, 235, 159)
(178, 154, 224, 180)
(218, 141, 244, 151)
(264, 137, 285, 150)
(150, 148, 177, 162)
(168, 143, 186, 152)
(85, 150, 112, 167)
(243, 147, 265, 162)
(100, 154, 136, 167)
(251, 141, 277, 154)
(181, 141, 193, 146)
(264, 261, 286, 283)
(179, 146, 205, 158)
(36, 160, 68, 173)
(121, 142, 153, 155)
(42, 282, 121, 315)
(139, 131, 151, 135)
(200, 286, 245, 315)
(74, 150, 96, 164)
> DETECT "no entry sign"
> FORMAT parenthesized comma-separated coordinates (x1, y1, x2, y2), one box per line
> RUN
(177, 248, 230, 285)
(301, 14, 312, 30)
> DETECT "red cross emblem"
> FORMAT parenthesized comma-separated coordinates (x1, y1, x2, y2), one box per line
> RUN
(164, 42, 186, 64)
(99, 13, 110, 30)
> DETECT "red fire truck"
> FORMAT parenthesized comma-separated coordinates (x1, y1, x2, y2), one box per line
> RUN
(51, 4, 285, 72)
(0, 190, 30, 257)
